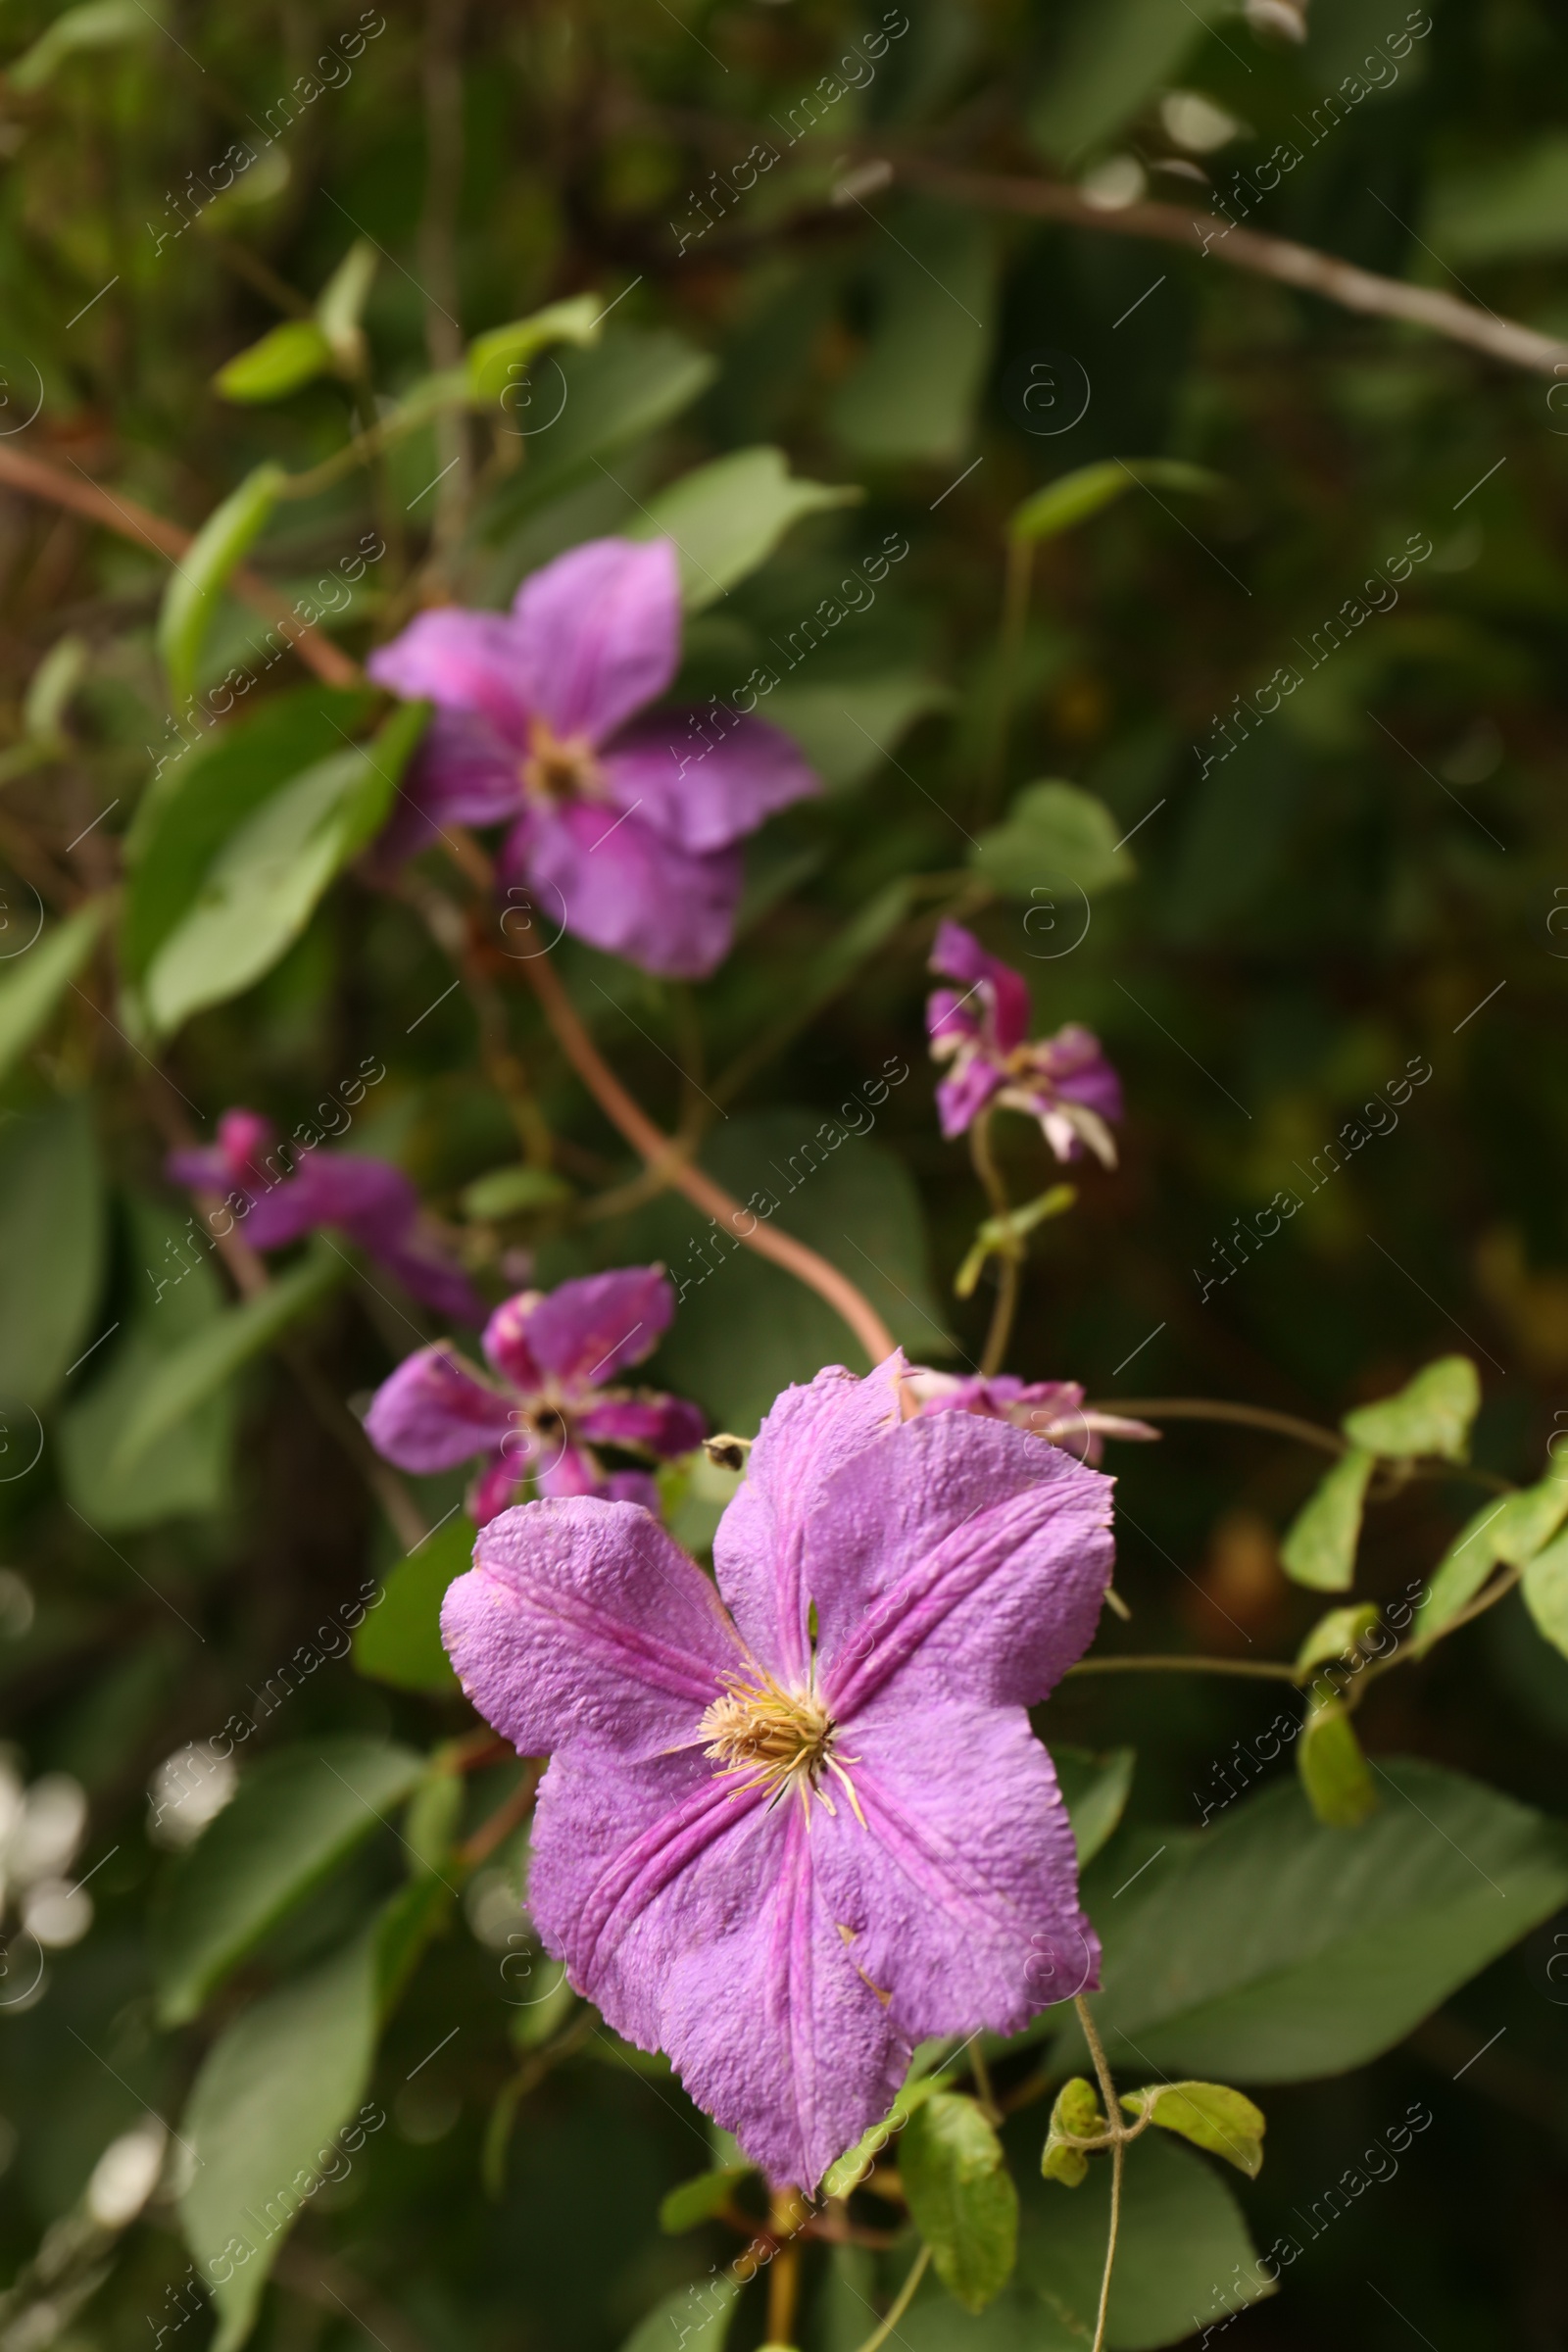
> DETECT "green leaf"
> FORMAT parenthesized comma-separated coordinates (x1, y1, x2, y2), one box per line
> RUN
(1410, 1495, 1513, 1651)
(658, 2166, 753, 2234)
(1012, 2131, 1272, 2348)
(1054, 1746, 1136, 1867)
(7, 0, 152, 91)
(178, 1925, 383, 2352)
(1008, 461, 1224, 545)
(0, 1094, 103, 1410)
(1065, 1758, 1568, 2082)
(830, 201, 995, 465)
(123, 685, 378, 981)
(1522, 1526, 1568, 1660)
(1341, 1354, 1480, 1462)
(0, 900, 106, 1086)
(629, 446, 858, 612)
(760, 669, 951, 791)
(1494, 1468, 1568, 1565)
(821, 2065, 944, 2200)
(214, 318, 335, 404)
(374, 1868, 456, 2015)
(152, 1735, 424, 2027)
(1041, 2077, 1102, 2187)
(487, 329, 716, 523)
(1427, 133, 1568, 265)
(315, 239, 376, 372)
(1294, 1602, 1381, 1676)
(460, 1165, 574, 1219)
(57, 1194, 233, 1530)
(1028, 0, 1227, 162)
(143, 701, 427, 1033)
(108, 1243, 344, 1479)
(353, 1515, 474, 1693)
(466, 292, 605, 403)
(969, 779, 1132, 900)
(1120, 2082, 1266, 2179)
(158, 465, 286, 707)
(614, 2276, 740, 2352)
(901, 2091, 1018, 2314)
(1297, 1697, 1377, 1828)
(1279, 1446, 1374, 1591)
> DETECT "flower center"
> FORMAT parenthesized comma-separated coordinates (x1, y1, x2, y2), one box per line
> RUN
(521, 715, 599, 804)
(698, 1672, 862, 1823)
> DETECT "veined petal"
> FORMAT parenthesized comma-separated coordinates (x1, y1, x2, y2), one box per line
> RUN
(929, 919, 1032, 1056)
(441, 1496, 745, 1758)
(713, 1359, 907, 1684)
(365, 710, 523, 877)
(364, 1341, 514, 1472)
(372, 1235, 489, 1327)
(481, 1293, 546, 1394)
(810, 1411, 1113, 1718)
(290, 1152, 417, 1248)
(935, 1054, 1003, 1140)
(367, 609, 532, 743)
(601, 711, 818, 855)
(512, 538, 680, 746)
(520, 802, 743, 980)
(577, 1393, 707, 1456)
(523, 1266, 675, 1391)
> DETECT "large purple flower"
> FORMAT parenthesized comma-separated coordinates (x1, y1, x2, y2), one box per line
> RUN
(926, 919, 1123, 1164)
(365, 537, 818, 979)
(365, 1266, 706, 1525)
(441, 1355, 1113, 2189)
(900, 1368, 1157, 1467)
(168, 1108, 485, 1326)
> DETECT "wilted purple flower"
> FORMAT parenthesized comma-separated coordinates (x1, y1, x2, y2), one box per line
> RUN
(441, 1355, 1113, 2189)
(366, 537, 818, 979)
(168, 1108, 485, 1325)
(365, 1266, 705, 1525)
(926, 920, 1122, 1164)
(899, 1368, 1157, 1467)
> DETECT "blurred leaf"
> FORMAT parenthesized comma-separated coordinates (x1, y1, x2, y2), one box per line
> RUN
(488, 329, 716, 526)
(375, 1869, 456, 2013)
(153, 1735, 424, 2026)
(143, 701, 427, 1033)
(353, 1515, 474, 1693)
(830, 200, 995, 465)
(461, 1165, 574, 1219)
(7, 0, 151, 90)
(1278, 1447, 1373, 1592)
(1494, 1468, 1568, 1564)
(1008, 460, 1223, 545)
(1341, 1354, 1480, 1462)
(157, 466, 286, 707)
(658, 2166, 753, 2234)
(1119, 2082, 1265, 2179)
(1294, 1602, 1380, 1675)
(0, 1094, 103, 1410)
(970, 778, 1130, 900)
(1411, 1495, 1513, 1652)
(1064, 1759, 1568, 2081)
(615, 2276, 739, 2352)
(1427, 134, 1568, 263)
(214, 318, 334, 404)
(1522, 1527, 1568, 1660)
(178, 1925, 382, 2352)
(24, 634, 87, 739)
(823, 2061, 947, 2199)
(58, 1195, 233, 1530)
(761, 669, 951, 789)
(315, 240, 376, 371)
(1040, 2076, 1102, 2187)
(108, 1243, 344, 1478)
(629, 446, 858, 612)
(1028, 0, 1222, 162)
(1297, 1698, 1377, 1828)
(123, 685, 378, 981)
(0, 900, 106, 1086)
(1054, 1745, 1136, 1866)
(466, 292, 605, 403)
(901, 2091, 1018, 2314)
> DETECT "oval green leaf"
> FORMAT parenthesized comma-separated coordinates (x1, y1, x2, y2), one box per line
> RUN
(214, 318, 334, 404)
(901, 2089, 1019, 2314)
(157, 463, 285, 707)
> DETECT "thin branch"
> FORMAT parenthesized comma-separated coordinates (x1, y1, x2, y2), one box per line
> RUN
(1066, 1652, 1300, 1681)
(969, 1112, 1021, 1379)
(1074, 1995, 1124, 2352)
(901, 161, 1568, 377)
(519, 947, 899, 1366)
(847, 2244, 931, 2352)
(1094, 1396, 1348, 1453)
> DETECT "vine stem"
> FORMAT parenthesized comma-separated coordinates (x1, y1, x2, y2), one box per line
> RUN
(969, 1110, 1021, 1378)
(1065, 1654, 1300, 1682)
(1074, 1995, 1124, 2352)
(847, 2244, 931, 2352)
(519, 947, 898, 1366)
(1093, 1396, 1348, 1453)
(765, 2187, 808, 2344)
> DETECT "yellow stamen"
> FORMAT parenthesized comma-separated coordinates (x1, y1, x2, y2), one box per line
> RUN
(698, 1669, 859, 1826)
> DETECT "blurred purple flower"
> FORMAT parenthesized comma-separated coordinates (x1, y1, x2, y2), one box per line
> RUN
(899, 1368, 1157, 1467)
(366, 537, 818, 979)
(364, 1265, 705, 1525)
(440, 1354, 1113, 2189)
(925, 919, 1123, 1164)
(168, 1108, 485, 1325)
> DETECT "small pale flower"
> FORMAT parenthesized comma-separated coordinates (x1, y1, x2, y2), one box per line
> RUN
(365, 1266, 705, 1524)
(440, 1354, 1114, 2189)
(899, 1369, 1158, 1466)
(926, 919, 1123, 1165)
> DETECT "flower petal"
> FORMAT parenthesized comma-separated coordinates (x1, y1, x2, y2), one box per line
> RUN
(372, 1235, 489, 1327)
(467, 1456, 523, 1527)
(512, 538, 680, 746)
(365, 710, 524, 877)
(816, 1698, 1099, 2040)
(577, 1394, 707, 1456)
(480, 1293, 546, 1394)
(517, 802, 743, 979)
(367, 609, 532, 742)
(935, 1053, 1003, 1140)
(441, 1495, 744, 1757)
(808, 1410, 1113, 1718)
(364, 1342, 514, 1473)
(292, 1152, 418, 1246)
(601, 711, 818, 855)
(521, 1266, 676, 1390)
(712, 1359, 907, 1685)
(929, 919, 1032, 1055)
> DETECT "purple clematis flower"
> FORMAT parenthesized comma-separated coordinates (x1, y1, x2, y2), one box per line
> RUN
(365, 537, 819, 979)
(926, 919, 1123, 1165)
(898, 1368, 1157, 1467)
(364, 1266, 706, 1525)
(168, 1108, 485, 1326)
(441, 1353, 1113, 2190)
